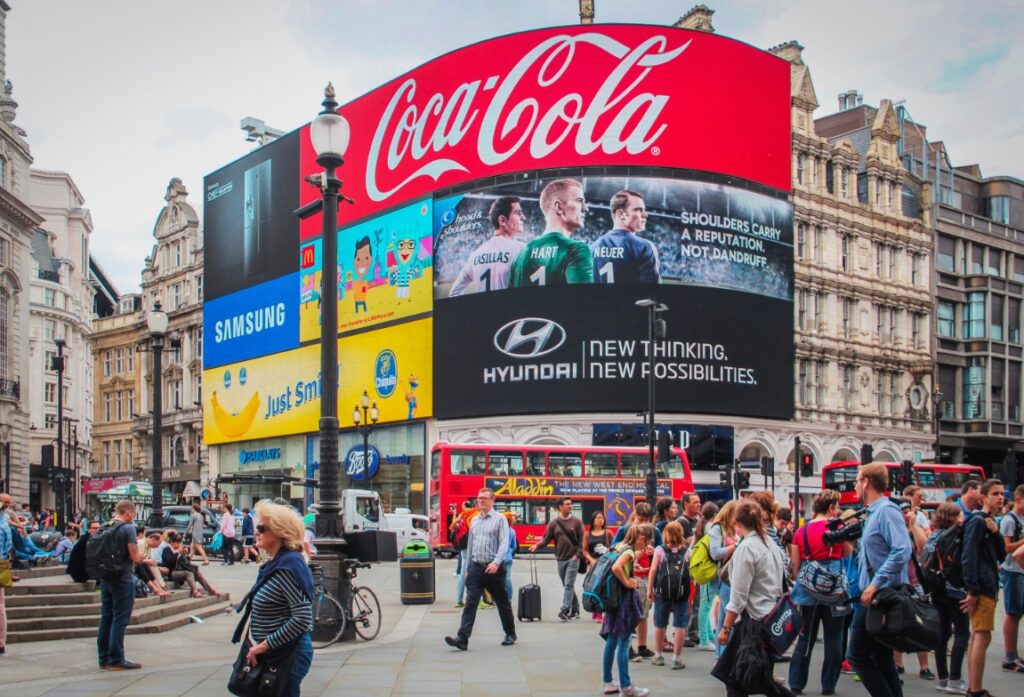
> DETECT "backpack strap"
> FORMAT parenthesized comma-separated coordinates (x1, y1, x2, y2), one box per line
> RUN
(802, 524, 812, 557)
(555, 517, 581, 557)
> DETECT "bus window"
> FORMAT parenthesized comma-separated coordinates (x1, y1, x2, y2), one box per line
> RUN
(665, 454, 685, 479)
(549, 453, 582, 477)
(494, 499, 526, 521)
(585, 453, 618, 478)
(526, 452, 546, 476)
(824, 465, 858, 493)
(450, 449, 486, 475)
(527, 499, 557, 525)
(916, 468, 935, 487)
(430, 450, 441, 480)
(622, 453, 646, 478)
(489, 451, 523, 476)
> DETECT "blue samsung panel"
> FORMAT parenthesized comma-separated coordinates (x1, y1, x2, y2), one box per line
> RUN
(203, 272, 299, 368)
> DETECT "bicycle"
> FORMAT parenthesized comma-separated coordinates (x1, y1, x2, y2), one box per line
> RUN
(309, 560, 382, 649)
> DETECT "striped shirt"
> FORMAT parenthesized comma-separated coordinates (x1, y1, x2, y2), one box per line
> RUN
(250, 571, 313, 649)
(468, 509, 509, 566)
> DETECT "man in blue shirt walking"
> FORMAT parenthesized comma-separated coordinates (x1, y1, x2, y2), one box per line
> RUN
(848, 462, 911, 697)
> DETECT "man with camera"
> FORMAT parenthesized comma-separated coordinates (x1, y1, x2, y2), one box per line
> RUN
(848, 463, 911, 697)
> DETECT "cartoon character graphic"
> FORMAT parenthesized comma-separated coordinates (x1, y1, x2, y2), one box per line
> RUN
(388, 236, 421, 302)
(353, 236, 373, 314)
(405, 374, 419, 419)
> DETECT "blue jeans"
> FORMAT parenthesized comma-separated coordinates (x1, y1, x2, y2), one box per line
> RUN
(603, 632, 632, 688)
(503, 560, 514, 600)
(848, 601, 903, 697)
(455, 550, 468, 603)
(284, 633, 313, 697)
(788, 603, 844, 692)
(97, 577, 136, 665)
(716, 582, 731, 658)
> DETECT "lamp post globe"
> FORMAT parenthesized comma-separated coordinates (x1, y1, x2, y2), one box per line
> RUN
(147, 301, 169, 528)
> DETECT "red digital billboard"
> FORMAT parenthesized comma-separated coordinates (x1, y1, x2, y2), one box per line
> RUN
(298, 25, 790, 237)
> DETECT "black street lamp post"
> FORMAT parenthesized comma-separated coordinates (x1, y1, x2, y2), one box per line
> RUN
(54, 338, 65, 525)
(353, 390, 379, 490)
(147, 302, 169, 528)
(636, 298, 667, 507)
(933, 387, 944, 464)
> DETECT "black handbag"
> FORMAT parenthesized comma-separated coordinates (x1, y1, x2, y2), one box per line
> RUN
(865, 585, 940, 653)
(227, 570, 297, 697)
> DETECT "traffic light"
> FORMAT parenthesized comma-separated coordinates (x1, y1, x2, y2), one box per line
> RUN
(721, 460, 733, 489)
(800, 452, 814, 478)
(735, 467, 750, 492)
(860, 443, 874, 465)
(761, 456, 775, 477)
(658, 430, 671, 463)
(898, 460, 914, 491)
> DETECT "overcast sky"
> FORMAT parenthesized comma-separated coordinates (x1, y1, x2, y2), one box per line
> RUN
(7, 1, 1022, 294)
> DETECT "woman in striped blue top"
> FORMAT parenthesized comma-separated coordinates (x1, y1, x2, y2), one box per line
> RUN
(242, 501, 315, 697)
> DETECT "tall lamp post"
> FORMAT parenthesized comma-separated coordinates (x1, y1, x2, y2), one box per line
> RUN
(932, 387, 944, 464)
(54, 338, 65, 525)
(295, 83, 351, 544)
(353, 390, 379, 490)
(635, 298, 668, 507)
(146, 302, 169, 528)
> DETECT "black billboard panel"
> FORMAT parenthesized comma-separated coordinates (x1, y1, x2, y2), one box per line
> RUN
(203, 131, 300, 300)
(434, 285, 794, 420)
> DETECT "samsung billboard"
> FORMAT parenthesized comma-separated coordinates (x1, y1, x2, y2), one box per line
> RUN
(203, 24, 792, 443)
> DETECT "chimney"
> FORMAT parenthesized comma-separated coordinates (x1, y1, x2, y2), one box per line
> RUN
(767, 40, 805, 65)
(839, 90, 863, 111)
(674, 4, 715, 33)
(579, 0, 595, 25)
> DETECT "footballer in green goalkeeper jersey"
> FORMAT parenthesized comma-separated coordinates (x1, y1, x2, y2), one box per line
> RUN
(509, 178, 594, 287)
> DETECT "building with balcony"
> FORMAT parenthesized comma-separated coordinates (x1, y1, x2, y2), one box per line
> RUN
(26, 169, 96, 513)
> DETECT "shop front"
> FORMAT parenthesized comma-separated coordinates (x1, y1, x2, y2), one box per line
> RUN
(213, 436, 308, 510)
(307, 422, 426, 515)
(137, 463, 201, 502)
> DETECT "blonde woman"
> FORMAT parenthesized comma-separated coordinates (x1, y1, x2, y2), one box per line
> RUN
(601, 523, 655, 697)
(234, 502, 314, 697)
(709, 500, 739, 658)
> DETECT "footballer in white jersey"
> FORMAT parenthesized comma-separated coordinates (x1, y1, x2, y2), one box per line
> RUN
(449, 197, 527, 296)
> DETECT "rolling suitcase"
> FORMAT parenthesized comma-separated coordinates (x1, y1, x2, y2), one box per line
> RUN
(518, 555, 542, 621)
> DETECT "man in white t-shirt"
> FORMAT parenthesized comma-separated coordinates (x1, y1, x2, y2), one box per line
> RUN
(448, 196, 527, 296)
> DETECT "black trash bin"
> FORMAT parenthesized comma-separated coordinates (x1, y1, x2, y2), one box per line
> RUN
(399, 541, 435, 605)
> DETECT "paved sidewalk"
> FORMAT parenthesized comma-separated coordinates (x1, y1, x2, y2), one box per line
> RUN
(3, 558, 1022, 696)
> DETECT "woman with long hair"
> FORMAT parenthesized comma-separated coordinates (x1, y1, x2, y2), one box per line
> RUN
(709, 500, 739, 657)
(583, 511, 611, 623)
(925, 502, 969, 693)
(696, 501, 719, 651)
(601, 523, 654, 697)
(716, 500, 786, 696)
(788, 489, 847, 695)
(654, 497, 678, 533)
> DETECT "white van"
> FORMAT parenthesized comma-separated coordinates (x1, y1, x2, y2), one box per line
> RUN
(384, 508, 430, 546)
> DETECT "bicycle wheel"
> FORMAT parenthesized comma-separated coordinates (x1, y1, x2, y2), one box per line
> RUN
(351, 585, 382, 641)
(311, 592, 346, 649)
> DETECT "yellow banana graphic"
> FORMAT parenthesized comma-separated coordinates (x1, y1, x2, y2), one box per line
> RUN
(210, 391, 261, 438)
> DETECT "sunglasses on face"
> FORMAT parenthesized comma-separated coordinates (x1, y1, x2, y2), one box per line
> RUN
(256, 525, 269, 534)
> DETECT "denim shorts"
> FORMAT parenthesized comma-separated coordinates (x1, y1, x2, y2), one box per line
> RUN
(1003, 571, 1024, 617)
(653, 595, 689, 629)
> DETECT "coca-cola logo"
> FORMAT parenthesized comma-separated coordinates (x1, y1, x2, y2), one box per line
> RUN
(364, 33, 691, 202)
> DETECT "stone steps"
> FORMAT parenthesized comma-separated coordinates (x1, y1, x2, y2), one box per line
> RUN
(6, 589, 192, 621)
(13, 564, 68, 579)
(8, 579, 97, 594)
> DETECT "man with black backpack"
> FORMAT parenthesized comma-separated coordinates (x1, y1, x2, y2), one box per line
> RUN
(529, 497, 585, 621)
(1001, 484, 1024, 673)
(89, 499, 144, 670)
(961, 478, 1006, 697)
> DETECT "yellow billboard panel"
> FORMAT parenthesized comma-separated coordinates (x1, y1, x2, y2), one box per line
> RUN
(204, 319, 433, 445)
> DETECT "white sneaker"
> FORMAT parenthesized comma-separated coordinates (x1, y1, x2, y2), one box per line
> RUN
(621, 687, 650, 697)
(602, 682, 621, 694)
(944, 680, 966, 694)
(935, 680, 948, 692)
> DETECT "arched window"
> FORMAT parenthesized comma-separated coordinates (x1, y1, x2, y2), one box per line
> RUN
(0, 290, 9, 382)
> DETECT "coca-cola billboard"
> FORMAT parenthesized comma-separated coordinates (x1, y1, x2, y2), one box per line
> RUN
(298, 25, 789, 237)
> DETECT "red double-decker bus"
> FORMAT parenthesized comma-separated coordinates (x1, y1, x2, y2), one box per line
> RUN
(821, 461, 987, 508)
(429, 442, 695, 556)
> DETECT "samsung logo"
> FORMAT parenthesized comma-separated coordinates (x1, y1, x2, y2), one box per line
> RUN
(239, 448, 281, 464)
(215, 303, 287, 343)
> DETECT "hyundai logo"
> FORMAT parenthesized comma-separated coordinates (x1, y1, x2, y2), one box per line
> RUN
(493, 318, 566, 358)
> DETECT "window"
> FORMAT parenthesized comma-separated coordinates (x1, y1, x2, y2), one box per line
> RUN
(449, 449, 486, 475)
(842, 298, 853, 338)
(127, 389, 135, 416)
(988, 196, 1011, 225)
(102, 441, 110, 470)
(114, 440, 122, 470)
(937, 302, 955, 338)
(964, 292, 986, 339)
(0, 156, 5, 189)
(840, 167, 849, 198)
(114, 348, 123, 374)
(488, 451, 523, 476)
(1010, 299, 1020, 343)
(796, 223, 806, 259)
(1010, 362, 1021, 422)
(194, 328, 203, 359)
(992, 359, 1005, 420)
(115, 390, 123, 420)
(875, 178, 882, 205)
(840, 234, 851, 271)
(814, 292, 826, 330)
(0, 292, 8, 381)
(812, 157, 819, 185)
(937, 236, 955, 273)
(814, 226, 824, 262)
(797, 154, 805, 185)
(963, 357, 986, 419)
(167, 379, 182, 410)
(621, 453, 647, 479)
(888, 246, 897, 280)
(971, 245, 984, 275)
(911, 253, 921, 286)
(842, 365, 856, 411)
(585, 453, 618, 477)
(173, 242, 182, 267)
(44, 382, 56, 403)
(44, 350, 56, 373)
(127, 347, 135, 372)
(171, 282, 181, 310)
(196, 275, 203, 301)
(44, 288, 56, 307)
(815, 361, 827, 407)
(875, 243, 883, 277)
(890, 307, 898, 343)
(548, 453, 582, 477)
(45, 412, 57, 428)
(45, 319, 56, 341)
(890, 372, 901, 415)
(878, 369, 889, 415)
(799, 359, 812, 407)
(125, 439, 133, 470)
(987, 249, 1002, 277)
(888, 182, 895, 208)
(0, 237, 9, 267)
(991, 294, 1005, 341)
(912, 312, 923, 349)
(103, 350, 111, 377)
(798, 290, 808, 331)
(526, 452, 546, 476)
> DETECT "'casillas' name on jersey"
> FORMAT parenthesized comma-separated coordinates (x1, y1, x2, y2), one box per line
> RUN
(215, 303, 287, 342)
(473, 251, 511, 264)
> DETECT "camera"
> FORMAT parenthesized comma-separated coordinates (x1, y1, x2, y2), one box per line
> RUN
(822, 508, 868, 546)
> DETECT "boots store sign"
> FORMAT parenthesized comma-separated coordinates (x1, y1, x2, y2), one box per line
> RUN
(298, 24, 790, 234)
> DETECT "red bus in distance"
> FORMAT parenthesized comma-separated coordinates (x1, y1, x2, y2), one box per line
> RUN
(821, 460, 986, 508)
(429, 442, 694, 556)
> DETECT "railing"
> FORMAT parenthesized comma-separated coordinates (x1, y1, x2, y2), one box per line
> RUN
(0, 378, 19, 399)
